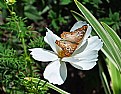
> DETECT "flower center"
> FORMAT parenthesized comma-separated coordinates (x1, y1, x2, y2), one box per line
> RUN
(58, 50, 71, 58)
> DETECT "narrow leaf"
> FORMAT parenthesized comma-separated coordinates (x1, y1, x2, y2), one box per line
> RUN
(71, 10, 85, 21)
(106, 59, 121, 94)
(101, 22, 121, 52)
(98, 61, 112, 94)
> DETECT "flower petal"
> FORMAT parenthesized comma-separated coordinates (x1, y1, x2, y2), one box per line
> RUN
(62, 57, 80, 63)
(74, 50, 98, 61)
(69, 36, 103, 70)
(70, 61, 96, 70)
(83, 25, 92, 41)
(44, 28, 61, 54)
(43, 60, 67, 85)
(70, 21, 87, 32)
(70, 63, 83, 70)
(74, 36, 103, 56)
(60, 62, 67, 82)
(83, 36, 103, 51)
(29, 48, 58, 62)
(63, 50, 98, 63)
(72, 40, 88, 56)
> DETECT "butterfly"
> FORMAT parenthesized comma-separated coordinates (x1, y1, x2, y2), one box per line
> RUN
(55, 25, 88, 58)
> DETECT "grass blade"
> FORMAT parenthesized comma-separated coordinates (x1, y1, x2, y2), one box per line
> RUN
(71, 10, 85, 21)
(106, 58, 121, 94)
(101, 22, 121, 52)
(98, 61, 112, 94)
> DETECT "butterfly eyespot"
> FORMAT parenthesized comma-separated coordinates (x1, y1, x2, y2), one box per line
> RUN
(56, 25, 88, 57)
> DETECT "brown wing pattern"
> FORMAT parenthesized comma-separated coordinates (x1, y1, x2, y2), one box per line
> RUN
(55, 25, 88, 57)
(55, 40, 77, 57)
(61, 25, 88, 44)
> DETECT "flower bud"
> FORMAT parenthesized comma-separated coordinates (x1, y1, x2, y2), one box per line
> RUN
(6, 0, 16, 5)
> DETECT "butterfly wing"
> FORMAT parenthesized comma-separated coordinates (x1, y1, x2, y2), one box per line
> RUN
(55, 40, 77, 57)
(61, 25, 88, 44)
(55, 25, 88, 57)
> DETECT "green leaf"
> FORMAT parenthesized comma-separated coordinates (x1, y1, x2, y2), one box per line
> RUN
(60, 0, 72, 5)
(106, 58, 121, 94)
(101, 45, 118, 70)
(74, 0, 121, 71)
(24, 5, 40, 21)
(71, 10, 86, 21)
(101, 22, 121, 52)
(99, 18, 114, 25)
(98, 61, 111, 94)
(0, 1, 6, 8)
(39, 6, 50, 15)
(48, 10, 57, 19)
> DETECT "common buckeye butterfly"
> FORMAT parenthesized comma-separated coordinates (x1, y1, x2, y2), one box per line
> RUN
(55, 25, 88, 58)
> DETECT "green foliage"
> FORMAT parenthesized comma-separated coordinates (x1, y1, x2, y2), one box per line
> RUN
(0, 0, 6, 8)
(23, 0, 41, 21)
(60, 0, 72, 5)
(23, 78, 49, 94)
(0, 0, 71, 93)
(48, 10, 68, 31)
(24, 77, 70, 94)
(82, 0, 102, 8)
(106, 58, 121, 94)
(29, 36, 46, 48)
(0, 17, 48, 93)
(0, 45, 26, 93)
(0, 1, 47, 93)
(98, 60, 111, 94)
(100, 10, 121, 33)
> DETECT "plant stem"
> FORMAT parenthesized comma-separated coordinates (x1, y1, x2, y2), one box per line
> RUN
(21, 38, 28, 57)
(21, 38, 33, 76)
(47, 82, 70, 94)
(25, 77, 70, 94)
(6, 4, 33, 76)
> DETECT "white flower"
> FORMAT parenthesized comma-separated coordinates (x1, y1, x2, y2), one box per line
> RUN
(29, 21, 103, 85)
